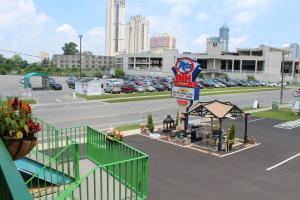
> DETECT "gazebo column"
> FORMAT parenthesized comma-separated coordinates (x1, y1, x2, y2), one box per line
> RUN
(218, 119, 223, 151)
(244, 113, 249, 144)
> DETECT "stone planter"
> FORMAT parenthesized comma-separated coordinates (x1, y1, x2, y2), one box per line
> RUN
(2, 137, 37, 160)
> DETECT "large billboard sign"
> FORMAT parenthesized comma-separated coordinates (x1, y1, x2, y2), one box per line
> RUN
(172, 57, 202, 88)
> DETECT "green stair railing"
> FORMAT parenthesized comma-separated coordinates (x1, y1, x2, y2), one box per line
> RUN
(0, 139, 33, 200)
(0, 106, 149, 200)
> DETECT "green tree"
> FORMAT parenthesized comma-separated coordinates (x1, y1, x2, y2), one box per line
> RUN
(0, 54, 6, 64)
(147, 114, 154, 133)
(62, 42, 79, 55)
(10, 54, 23, 63)
(114, 67, 125, 78)
(0, 68, 7, 75)
(198, 73, 204, 79)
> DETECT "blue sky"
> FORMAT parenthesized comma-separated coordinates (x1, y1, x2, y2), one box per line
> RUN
(0, 0, 299, 61)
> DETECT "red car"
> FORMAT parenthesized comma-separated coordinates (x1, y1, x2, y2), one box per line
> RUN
(134, 81, 144, 86)
(121, 84, 136, 93)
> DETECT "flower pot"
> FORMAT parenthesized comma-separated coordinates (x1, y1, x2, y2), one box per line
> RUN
(2, 137, 37, 160)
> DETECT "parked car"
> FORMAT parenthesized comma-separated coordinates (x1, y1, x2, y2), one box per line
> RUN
(153, 84, 165, 91)
(135, 85, 145, 93)
(50, 82, 62, 90)
(104, 79, 122, 93)
(267, 82, 278, 87)
(66, 76, 77, 89)
(19, 78, 24, 84)
(121, 84, 136, 93)
(144, 85, 156, 92)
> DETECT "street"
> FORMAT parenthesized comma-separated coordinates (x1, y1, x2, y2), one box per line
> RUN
(32, 89, 298, 129)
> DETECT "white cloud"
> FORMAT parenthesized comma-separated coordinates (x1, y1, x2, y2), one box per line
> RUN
(194, 34, 211, 51)
(0, 0, 50, 30)
(159, 0, 196, 5)
(85, 27, 105, 54)
(197, 12, 208, 22)
(56, 24, 77, 36)
(234, 11, 257, 24)
(230, 34, 248, 50)
(170, 4, 192, 17)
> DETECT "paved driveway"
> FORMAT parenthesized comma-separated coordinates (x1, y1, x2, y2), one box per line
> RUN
(125, 118, 300, 200)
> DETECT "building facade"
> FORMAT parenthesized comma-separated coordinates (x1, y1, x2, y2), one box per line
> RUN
(105, 0, 126, 56)
(150, 33, 176, 54)
(125, 15, 149, 54)
(52, 54, 115, 71)
(117, 45, 300, 82)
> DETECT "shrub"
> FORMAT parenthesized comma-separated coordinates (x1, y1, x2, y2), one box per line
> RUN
(227, 124, 236, 150)
(247, 75, 256, 81)
(198, 73, 204, 78)
(175, 110, 179, 127)
(147, 114, 154, 133)
(0, 68, 7, 75)
(224, 73, 229, 81)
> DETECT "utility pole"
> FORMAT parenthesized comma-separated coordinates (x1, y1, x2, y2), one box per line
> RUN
(79, 35, 83, 79)
(280, 51, 288, 104)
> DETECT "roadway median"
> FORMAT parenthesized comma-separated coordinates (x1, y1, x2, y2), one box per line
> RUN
(78, 87, 282, 103)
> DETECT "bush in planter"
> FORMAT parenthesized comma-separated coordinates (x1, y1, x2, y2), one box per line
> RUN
(0, 97, 41, 160)
(147, 114, 154, 133)
(227, 124, 236, 151)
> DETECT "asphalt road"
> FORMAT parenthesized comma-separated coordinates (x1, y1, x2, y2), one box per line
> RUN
(125, 118, 300, 200)
(31, 89, 299, 129)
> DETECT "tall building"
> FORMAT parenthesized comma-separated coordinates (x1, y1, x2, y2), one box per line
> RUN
(150, 33, 176, 54)
(39, 51, 49, 63)
(219, 24, 229, 51)
(284, 43, 300, 58)
(125, 15, 149, 54)
(105, 0, 126, 56)
(207, 24, 230, 52)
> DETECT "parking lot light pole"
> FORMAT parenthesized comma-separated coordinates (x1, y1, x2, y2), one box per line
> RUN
(280, 51, 288, 104)
(79, 34, 83, 79)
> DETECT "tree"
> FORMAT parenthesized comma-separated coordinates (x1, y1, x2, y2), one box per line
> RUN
(0, 54, 6, 64)
(114, 67, 125, 78)
(0, 68, 7, 75)
(198, 73, 204, 79)
(224, 73, 229, 81)
(10, 54, 23, 64)
(62, 42, 79, 55)
(147, 114, 154, 133)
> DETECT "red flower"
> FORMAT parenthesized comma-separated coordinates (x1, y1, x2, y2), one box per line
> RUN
(35, 123, 41, 132)
(28, 119, 35, 130)
(12, 98, 19, 109)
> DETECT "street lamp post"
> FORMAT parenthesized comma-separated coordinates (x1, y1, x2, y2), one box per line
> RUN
(280, 51, 288, 104)
(79, 35, 83, 79)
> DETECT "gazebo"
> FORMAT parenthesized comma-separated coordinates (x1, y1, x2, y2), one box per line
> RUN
(188, 100, 250, 151)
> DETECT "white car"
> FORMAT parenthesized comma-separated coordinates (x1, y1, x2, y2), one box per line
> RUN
(267, 82, 277, 87)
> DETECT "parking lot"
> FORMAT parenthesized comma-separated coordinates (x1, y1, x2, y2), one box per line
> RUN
(125, 118, 300, 200)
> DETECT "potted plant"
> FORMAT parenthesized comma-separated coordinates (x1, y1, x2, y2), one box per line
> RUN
(107, 129, 123, 141)
(0, 97, 41, 160)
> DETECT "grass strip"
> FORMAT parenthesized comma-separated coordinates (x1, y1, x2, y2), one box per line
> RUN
(251, 108, 300, 121)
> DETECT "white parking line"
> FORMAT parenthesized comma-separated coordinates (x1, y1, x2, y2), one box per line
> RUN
(266, 153, 300, 171)
(220, 143, 261, 157)
(249, 118, 265, 123)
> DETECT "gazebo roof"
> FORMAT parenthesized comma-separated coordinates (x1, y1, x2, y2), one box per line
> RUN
(188, 100, 245, 119)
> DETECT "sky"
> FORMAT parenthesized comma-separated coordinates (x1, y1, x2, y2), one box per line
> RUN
(0, 0, 300, 61)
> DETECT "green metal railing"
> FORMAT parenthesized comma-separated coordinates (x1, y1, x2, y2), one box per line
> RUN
(0, 139, 33, 200)
(0, 99, 149, 200)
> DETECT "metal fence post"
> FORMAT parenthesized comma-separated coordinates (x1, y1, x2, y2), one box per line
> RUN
(74, 142, 80, 181)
